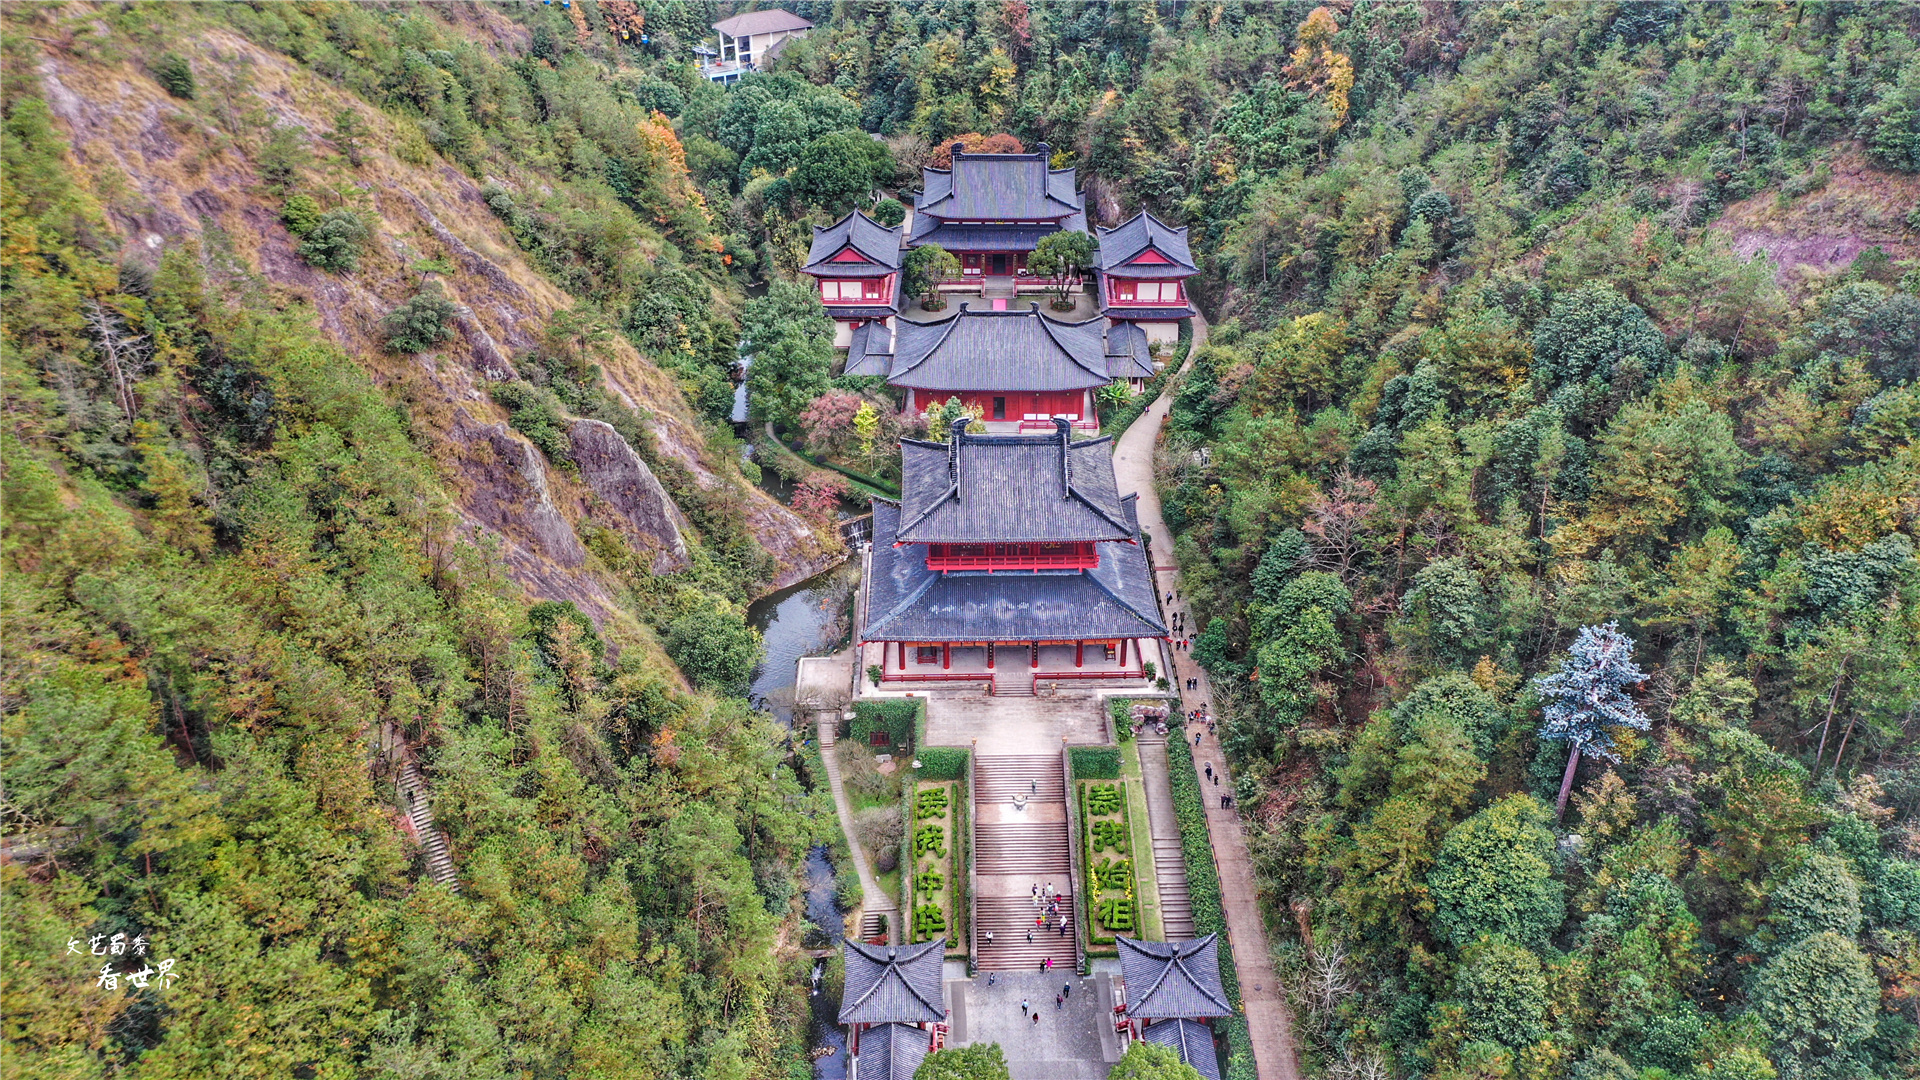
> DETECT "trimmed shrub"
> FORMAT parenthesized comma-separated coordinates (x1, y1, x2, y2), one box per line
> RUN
(1071, 745, 1121, 780)
(917, 746, 969, 781)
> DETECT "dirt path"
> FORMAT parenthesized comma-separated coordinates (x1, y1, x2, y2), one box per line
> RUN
(815, 719, 897, 937)
(1111, 314, 1305, 1080)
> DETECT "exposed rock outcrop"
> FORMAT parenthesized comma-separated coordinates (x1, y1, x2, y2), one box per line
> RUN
(568, 419, 691, 574)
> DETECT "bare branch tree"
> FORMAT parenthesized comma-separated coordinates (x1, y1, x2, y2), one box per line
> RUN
(84, 298, 150, 424)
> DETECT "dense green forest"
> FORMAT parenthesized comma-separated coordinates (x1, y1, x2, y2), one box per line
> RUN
(4, 2, 1918, 1079)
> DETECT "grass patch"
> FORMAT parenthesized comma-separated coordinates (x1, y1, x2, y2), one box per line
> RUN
(1117, 738, 1165, 942)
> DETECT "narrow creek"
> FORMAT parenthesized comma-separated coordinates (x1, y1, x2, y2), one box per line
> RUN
(802, 844, 850, 1079)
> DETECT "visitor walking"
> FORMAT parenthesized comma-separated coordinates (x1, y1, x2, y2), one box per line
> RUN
(1021, 998, 1029, 1016)
(1032, 1012, 1040, 1026)
(1055, 993, 1063, 1010)
(1038, 958, 1046, 974)
(1211, 767, 1220, 786)
(1027, 928, 1034, 944)
(1195, 731, 1203, 747)
(984, 930, 993, 947)
(1063, 983, 1071, 1000)
(988, 972, 997, 986)
(1204, 762, 1213, 783)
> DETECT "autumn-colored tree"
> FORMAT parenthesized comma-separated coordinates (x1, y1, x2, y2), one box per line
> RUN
(1283, 7, 1355, 131)
(929, 133, 1025, 169)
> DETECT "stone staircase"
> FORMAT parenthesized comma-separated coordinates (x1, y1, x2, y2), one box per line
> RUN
(992, 670, 1035, 697)
(397, 759, 460, 893)
(973, 755, 1076, 971)
(1134, 731, 1195, 939)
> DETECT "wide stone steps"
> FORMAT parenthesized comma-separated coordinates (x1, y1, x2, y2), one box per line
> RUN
(398, 761, 461, 893)
(973, 756, 1066, 802)
(994, 673, 1036, 697)
(975, 896, 1077, 971)
(974, 824, 1070, 874)
(972, 754, 1076, 971)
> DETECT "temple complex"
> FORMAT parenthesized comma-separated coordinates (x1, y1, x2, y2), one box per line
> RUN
(859, 419, 1167, 695)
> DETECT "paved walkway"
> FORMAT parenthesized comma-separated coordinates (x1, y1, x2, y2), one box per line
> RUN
(1111, 315, 1303, 1080)
(1133, 730, 1195, 939)
(815, 718, 897, 939)
(951, 970, 1116, 1079)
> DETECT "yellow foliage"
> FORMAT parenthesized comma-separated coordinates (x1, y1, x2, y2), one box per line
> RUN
(1285, 7, 1355, 129)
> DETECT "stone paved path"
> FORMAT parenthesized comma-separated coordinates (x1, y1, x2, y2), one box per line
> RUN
(816, 718, 897, 940)
(951, 970, 1116, 1079)
(1111, 314, 1303, 1080)
(1133, 730, 1194, 939)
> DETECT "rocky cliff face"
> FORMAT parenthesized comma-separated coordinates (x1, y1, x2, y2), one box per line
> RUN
(30, 27, 831, 619)
(568, 419, 691, 574)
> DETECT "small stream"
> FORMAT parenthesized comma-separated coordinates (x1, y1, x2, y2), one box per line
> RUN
(803, 845, 850, 1079)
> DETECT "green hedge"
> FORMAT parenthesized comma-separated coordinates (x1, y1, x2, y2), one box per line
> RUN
(1069, 745, 1121, 780)
(1168, 724, 1256, 1080)
(917, 746, 969, 781)
(851, 699, 920, 750)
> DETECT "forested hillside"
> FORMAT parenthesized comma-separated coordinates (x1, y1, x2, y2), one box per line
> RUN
(754, 2, 1919, 1079)
(3, 2, 838, 1077)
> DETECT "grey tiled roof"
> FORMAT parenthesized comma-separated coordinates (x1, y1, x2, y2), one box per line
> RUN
(1101, 304, 1196, 321)
(887, 307, 1112, 393)
(1142, 1019, 1222, 1080)
(803, 211, 903, 275)
(917, 149, 1082, 221)
(843, 321, 894, 378)
(1118, 936, 1233, 1019)
(1105, 322, 1157, 380)
(840, 941, 945, 1024)
(1096, 211, 1199, 276)
(863, 500, 1168, 643)
(908, 215, 1086, 252)
(855, 1023, 931, 1080)
(897, 424, 1133, 543)
(712, 8, 812, 37)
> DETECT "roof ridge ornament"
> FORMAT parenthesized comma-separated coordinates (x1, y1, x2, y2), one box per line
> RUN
(1054, 417, 1073, 499)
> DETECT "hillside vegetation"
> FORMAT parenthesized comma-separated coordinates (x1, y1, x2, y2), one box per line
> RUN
(3, 2, 839, 1078)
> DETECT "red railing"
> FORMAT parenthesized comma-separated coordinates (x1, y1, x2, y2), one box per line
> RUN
(1033, 670, 1146, 681)
(881, 672, 994, 685)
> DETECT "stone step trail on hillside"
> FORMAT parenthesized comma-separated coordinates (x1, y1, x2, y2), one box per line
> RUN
(973, 755, 1076, 971)
(1134, 732, 1196, 939)
(398, 760, 461, 893)
(817, 718, 897, 942)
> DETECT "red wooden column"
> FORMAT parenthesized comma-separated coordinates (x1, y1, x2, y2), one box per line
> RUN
(1120, 638, 1131, 669)
(987, 644, 995, 669)
(942, 643, 950, 669)
(1075, 641, 1084, 668)
(1030, 642, 1040, 669)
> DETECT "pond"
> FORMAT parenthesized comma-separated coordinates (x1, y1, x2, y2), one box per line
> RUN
(746, 561, 857, 729)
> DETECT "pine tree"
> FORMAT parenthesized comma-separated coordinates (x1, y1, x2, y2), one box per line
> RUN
(1533, 623, 1651, 817)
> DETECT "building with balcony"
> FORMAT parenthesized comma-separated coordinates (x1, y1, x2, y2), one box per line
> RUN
(907, 145, 1086, 287)
(860, 419, 1167, 695)
(1094, 211, 1198, 346)
(700, 8, 811, 82)
(841, 304, 1155, 432)
(800, 209, 903, 348)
